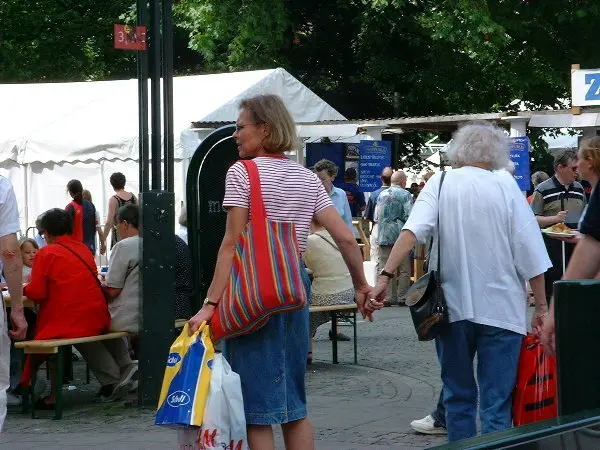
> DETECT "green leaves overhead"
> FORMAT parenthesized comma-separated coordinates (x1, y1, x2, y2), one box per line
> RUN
(2, 0, 599, 126)
(175, 0, 289, 70)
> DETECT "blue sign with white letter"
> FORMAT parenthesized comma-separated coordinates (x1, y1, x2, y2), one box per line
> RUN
(585, 73, 600, 101)
(509, 137, 531, 191)
(359, 140, 392, 192)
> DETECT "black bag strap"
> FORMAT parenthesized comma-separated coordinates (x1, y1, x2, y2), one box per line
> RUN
(436, 171, 447, 285)
(55, 241, 105, 298)
(314, 232, 339, 252)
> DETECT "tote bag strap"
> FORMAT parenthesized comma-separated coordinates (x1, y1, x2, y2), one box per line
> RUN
(239, 160, 271, 279)
(239, 159, 267, 226)
(436, 171, 447, 286)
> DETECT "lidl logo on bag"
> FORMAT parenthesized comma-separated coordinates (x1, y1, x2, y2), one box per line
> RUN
(167, 352, 182, 367)
(167, 390, 190, 407)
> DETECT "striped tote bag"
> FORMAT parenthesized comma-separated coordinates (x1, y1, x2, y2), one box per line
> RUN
(210, 159, 308, 340)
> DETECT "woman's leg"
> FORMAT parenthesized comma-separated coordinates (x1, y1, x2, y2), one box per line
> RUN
(247, 424, 275, 450)
(281, 418, 314, 450)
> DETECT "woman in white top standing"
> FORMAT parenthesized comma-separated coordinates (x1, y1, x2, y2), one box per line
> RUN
(369, 122, 551, 442)
(188, 94, 373, 450)
(303, 219, 354, 363)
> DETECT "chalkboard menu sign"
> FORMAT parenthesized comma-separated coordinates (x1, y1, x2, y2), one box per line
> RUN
(358, 140, 392, 192)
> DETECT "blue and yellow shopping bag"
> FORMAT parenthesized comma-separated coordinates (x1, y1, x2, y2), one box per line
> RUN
(156, 322, 214, 427)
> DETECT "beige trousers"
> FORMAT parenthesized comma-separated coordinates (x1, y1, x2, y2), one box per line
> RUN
(377, 245, 411, 304)
(77, 337, 133, 387)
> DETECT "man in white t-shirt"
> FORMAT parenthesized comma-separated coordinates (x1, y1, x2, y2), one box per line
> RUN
(0, 176, 26, 432)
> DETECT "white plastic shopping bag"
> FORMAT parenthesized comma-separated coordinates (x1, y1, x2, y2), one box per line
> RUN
(177, 353, 248, 450)
(199, 353, 248, 450)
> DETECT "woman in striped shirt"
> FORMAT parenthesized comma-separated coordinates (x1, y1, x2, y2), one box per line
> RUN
(188, 94, 377, 450)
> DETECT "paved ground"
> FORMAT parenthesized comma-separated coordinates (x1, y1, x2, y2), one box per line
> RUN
(2, 308, 450, 449)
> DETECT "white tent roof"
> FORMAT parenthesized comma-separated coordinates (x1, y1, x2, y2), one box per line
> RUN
(0, 68, 345, 164)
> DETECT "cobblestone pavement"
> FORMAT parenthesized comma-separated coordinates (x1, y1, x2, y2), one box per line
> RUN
(2, 307, 451, 449)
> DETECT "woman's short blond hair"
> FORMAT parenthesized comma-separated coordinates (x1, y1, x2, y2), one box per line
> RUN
(580, 136, 600, 176)
(239, 94, 297, 154)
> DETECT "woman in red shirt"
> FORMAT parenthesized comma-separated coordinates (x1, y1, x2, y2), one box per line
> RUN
(21, 208, 110, 408)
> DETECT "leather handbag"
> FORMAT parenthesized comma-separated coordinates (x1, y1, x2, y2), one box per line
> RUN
(405, 171, 449, 341)
(210, 159, 308, 341)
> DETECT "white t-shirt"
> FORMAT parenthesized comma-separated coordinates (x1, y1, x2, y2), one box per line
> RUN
(403, 167, 552, 335)
(0, 177, 20, 279)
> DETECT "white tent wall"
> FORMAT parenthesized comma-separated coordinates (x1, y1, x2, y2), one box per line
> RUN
(0, 158, 186, 234)
(0, 68, 345, 233)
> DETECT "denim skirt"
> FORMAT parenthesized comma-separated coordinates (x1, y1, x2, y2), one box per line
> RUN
(225, 272, 310, 425)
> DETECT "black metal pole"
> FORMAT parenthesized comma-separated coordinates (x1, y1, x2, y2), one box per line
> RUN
(137, 0, 150, 193)
(162, 0, 174, 193)
(149, 0, 162, 190)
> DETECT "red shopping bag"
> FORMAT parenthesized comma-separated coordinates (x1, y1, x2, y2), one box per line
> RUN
(512, 334, 557, 426)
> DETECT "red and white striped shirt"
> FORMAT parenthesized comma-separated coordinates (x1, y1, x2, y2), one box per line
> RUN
(223, 156, 333, 253)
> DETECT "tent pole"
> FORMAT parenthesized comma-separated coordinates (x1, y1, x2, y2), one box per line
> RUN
(162, 0, 174, 193)
(149, 0, 161, 189)
(23, 164, 28, 233)
(137, 0, 149, 193)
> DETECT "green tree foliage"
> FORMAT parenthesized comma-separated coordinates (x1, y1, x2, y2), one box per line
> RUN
(0, 0, 136, 81)
(175, 0, 599, 118)
(0, 0, 204, 82)
(3, 0, 598, 165)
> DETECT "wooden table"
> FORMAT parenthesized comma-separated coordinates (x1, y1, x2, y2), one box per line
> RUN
(3, 292, 35, 309)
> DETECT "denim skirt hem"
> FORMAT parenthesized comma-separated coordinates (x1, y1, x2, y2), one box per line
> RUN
(246, 405, 308, 425)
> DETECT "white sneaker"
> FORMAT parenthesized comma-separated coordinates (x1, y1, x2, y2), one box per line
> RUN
(410, 414, 447, 435)
(7, 392, 22, 406)
(110, 364, 138, 400)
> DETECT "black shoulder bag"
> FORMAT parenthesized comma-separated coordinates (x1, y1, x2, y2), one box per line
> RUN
(405, 171, 449, 341)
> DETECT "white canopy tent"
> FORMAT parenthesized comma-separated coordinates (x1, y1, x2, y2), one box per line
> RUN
(0, 68, 345, 232)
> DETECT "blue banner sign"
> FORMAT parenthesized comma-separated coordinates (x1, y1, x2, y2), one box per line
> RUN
(509, 137, 531, 191)
(358, 140, 392, 192)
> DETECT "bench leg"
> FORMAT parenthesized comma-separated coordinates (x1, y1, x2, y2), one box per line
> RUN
(331, 312, 338, 364)
(54, 348, 63, 420)
(86, 362, 90, 385)
(353, 311, 358, 365)
(64, 345, 73, 383)
(29, 372, 36, 419)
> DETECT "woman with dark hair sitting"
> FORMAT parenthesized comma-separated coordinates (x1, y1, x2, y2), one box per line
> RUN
(19, 208, 110, 409)
(66, 179, 98, 254)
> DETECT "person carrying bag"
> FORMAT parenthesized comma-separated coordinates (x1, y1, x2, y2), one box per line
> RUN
(404, 171, 449, 341)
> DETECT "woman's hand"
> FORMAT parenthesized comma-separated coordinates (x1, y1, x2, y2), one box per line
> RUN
(354, 284, 380, 321)
(530, 303, 548, 338)
(541, 306, 556, 356)
(188, 305, 216, 335)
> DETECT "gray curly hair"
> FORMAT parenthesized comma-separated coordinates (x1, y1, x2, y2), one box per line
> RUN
(313, 159, 339, 177)
(446, 122, 509, 171)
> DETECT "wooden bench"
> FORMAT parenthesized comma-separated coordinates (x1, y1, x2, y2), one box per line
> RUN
(175, 304, 359, 365)
(15, 332, 130, 420)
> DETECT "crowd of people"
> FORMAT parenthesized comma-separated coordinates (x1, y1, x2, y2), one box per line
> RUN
(0, 170, 194, 416)
(0, 90, 598, 448)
